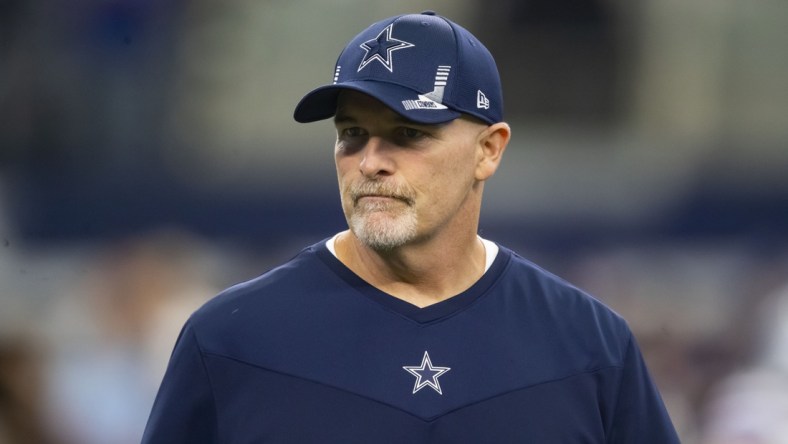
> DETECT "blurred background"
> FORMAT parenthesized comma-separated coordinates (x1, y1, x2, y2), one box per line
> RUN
(1, 0, 787, 442)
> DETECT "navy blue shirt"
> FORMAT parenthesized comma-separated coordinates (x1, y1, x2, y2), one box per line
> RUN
(143, 240, 679, 443)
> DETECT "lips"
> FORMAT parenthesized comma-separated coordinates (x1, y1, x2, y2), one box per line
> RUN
(350, 183, 415, 206)
(355, 194, 410, 206)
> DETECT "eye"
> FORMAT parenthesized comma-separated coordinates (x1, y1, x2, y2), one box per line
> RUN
(398, 127, 426, 139)
(402, 127, 422, 138)
(336, 126, 368, 154)
(341, 127, 366, 138)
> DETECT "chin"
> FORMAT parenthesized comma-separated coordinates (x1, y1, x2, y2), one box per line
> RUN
(350, 212, 417, 251)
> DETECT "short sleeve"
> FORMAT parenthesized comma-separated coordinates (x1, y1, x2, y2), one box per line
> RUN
(607, 332, 680, 443)
(141, 321, 218, 443)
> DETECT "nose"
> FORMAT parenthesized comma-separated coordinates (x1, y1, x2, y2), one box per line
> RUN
(359, 137, 394, 178)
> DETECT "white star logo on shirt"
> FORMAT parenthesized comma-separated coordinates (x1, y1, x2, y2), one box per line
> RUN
(403, 351, 451, 395)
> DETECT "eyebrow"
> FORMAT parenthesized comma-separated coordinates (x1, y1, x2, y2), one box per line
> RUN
(333, 112, 357, 125)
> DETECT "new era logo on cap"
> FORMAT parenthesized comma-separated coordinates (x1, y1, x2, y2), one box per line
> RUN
(294, 11, 503, 125)
(477, 90, 490, 110)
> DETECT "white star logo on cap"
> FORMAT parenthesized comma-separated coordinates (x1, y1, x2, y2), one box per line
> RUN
(358, 24, 415, 73)
(403, 351, 451, 395)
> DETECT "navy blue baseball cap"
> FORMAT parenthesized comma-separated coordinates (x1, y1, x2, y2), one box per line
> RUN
(294, 11, 503, 125)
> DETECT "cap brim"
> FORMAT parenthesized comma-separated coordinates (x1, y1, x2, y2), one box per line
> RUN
(293, 80, 461, 124)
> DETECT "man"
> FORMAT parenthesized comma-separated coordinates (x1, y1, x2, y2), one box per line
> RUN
(143, 11, 679, 443)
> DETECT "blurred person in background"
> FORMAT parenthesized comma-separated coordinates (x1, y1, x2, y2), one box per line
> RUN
(700, 280, 788, 443)
(142, 11, 678, 443)
(41, 230, 214, 444)
(0, 339, 49, 444)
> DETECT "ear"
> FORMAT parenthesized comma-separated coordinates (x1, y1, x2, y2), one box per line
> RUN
(475, 122, 511, 181)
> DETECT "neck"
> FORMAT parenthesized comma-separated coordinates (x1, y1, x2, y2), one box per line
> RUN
(334, 229, 487, 308)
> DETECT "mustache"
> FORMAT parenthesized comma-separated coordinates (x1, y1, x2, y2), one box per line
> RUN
(349, 181, 415, 205)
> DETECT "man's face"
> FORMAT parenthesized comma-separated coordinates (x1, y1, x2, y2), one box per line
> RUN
(333, 91, 487, 251)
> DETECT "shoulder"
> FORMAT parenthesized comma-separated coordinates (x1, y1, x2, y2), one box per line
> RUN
(502, 246, 625, 320)
(188, 240, 333, 332)
(496, 245, 633, 363)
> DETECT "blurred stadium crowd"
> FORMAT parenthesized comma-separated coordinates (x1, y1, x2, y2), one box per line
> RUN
(1, 0, 787, 443)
